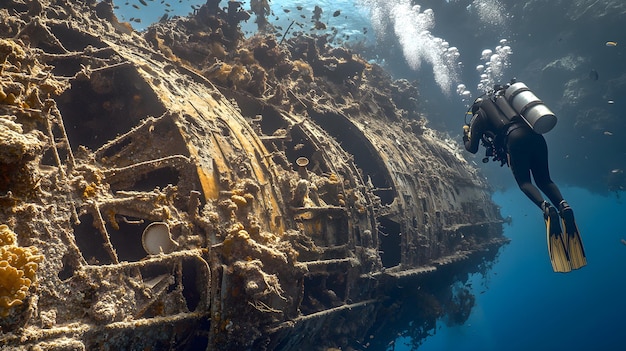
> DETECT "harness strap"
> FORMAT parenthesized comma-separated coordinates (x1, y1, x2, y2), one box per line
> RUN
(505, 122, 526, 137)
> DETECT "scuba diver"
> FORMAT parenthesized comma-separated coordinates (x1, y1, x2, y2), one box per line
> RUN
(462, 79, 586, 272)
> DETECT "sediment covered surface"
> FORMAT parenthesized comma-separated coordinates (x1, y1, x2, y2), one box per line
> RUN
(0, 1, 506, 350)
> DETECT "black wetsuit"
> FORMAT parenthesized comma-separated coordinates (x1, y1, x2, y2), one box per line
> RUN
(464, 106, 565, 210)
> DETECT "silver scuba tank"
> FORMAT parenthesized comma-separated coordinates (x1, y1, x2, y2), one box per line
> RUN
(504, 82, 557, 134)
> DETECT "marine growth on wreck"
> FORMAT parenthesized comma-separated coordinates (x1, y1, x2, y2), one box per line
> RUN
(0, 1, 507, 350)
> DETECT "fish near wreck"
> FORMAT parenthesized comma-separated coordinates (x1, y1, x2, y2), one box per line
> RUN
(0, 0, 507, 350)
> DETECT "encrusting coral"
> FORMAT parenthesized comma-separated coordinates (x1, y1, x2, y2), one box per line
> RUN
(0, 224, 43, 317)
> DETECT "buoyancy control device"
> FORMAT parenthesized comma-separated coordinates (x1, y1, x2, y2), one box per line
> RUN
(474, 79, 557, 134)
(468, 79, 557, 165)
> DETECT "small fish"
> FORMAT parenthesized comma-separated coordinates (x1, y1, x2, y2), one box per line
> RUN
(132, 4, 139, 9)
(139, 0, 147, 6)
(608, 100, 615, 104)
(296, 6, 303, 10)
(606, 41, 618, 47)
(621, 238, 626, 246)
(283, 9, 290, 13)
(589, 69, 598, 81)
(133, 18, 141, 23)
(333, 10, 341, 17)
(129, 17, 135, 21)
(604, 131, 613, 136)
(300, 14, 306, 18)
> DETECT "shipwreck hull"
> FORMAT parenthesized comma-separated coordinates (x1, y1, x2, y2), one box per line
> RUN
(0, 1, 506, 350)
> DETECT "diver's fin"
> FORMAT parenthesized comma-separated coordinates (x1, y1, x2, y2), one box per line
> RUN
(545, 206, 571, 273)
(560, 207, 587, 270)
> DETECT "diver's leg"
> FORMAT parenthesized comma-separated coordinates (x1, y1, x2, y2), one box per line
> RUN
(510, 157, 545, 208)
(507, 131, 546, 209)
(529, 134, 565, 207)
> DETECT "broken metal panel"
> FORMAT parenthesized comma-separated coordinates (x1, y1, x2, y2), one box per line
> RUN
(0, 2, 506, 350)
(56, 63, 168, 151)
(304, 105, 499, 268)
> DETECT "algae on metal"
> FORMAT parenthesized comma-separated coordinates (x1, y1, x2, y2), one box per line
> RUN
(0, 1, 506, 350)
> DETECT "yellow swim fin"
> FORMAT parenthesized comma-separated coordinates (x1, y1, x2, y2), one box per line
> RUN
(560, 207, 587, 270)
(545, 206, 571, 273)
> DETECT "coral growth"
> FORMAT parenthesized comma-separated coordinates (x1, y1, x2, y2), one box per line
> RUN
(0, 38, 25, 67)
(0, 116, 45, 165)
(145, 9, 423, 125)
(291, 59, 314, 82)
(0, 224, 43, 317)
(250, 0, 271, 31)
(0, 38, 68, 196)
(222, 225, 290, 265)
(203, 59, 262, 92)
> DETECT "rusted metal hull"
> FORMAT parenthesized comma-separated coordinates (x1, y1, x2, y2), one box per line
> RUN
(0, 1, 506, 350)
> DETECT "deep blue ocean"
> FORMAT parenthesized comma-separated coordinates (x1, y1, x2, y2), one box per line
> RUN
(115, 1, 626, 349)
(414, 187, 626, 351)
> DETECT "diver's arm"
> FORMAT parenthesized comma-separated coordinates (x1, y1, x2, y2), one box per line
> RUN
(464, 112, 483, 154)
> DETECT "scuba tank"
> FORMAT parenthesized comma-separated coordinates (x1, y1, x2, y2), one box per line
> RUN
(466, 80, 557, 165)
(504, 82, 557, 134)
(476, 80, 557, 134)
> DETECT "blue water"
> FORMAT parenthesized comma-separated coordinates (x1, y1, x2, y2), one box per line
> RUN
(412, 187, 626, 351)
(113, 0, 206, 30)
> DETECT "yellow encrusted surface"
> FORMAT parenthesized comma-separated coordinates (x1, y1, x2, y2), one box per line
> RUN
(0, 224, 43, 317)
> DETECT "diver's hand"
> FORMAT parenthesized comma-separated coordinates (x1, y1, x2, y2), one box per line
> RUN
(463, 125, 470, 136)
(462, 125, 470, 143)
